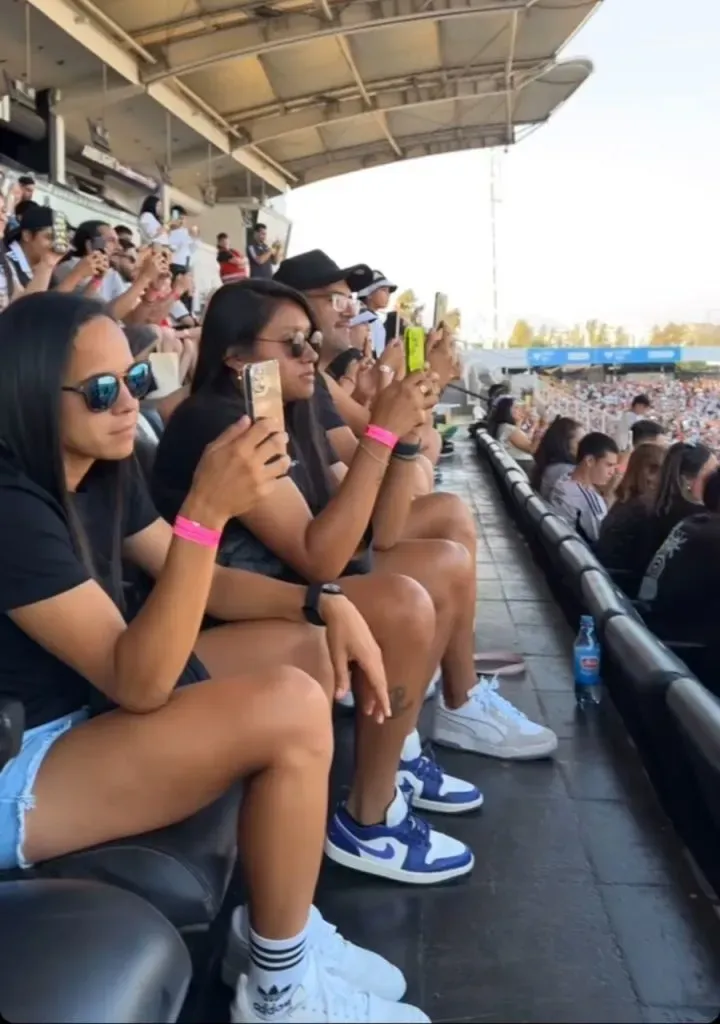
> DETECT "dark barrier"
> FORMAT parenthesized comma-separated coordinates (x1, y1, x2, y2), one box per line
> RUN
(474, 430, 720, 896)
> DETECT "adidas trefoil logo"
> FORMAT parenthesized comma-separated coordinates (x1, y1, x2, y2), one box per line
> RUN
(253, 983, 293, 1018)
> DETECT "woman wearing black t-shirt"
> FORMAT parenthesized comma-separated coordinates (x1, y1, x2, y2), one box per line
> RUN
(0, 292, 428, 1024)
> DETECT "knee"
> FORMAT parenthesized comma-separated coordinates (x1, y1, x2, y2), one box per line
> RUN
(270, 666, 334, 764)
(372, 573, 436, 643)
(434, 492, 477, 548)
(432, 538, 475, 594)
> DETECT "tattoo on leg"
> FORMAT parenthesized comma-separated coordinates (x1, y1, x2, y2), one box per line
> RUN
(389, 686, 413, 716)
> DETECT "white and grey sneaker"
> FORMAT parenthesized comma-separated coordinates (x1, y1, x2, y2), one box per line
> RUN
(223, 905, 406, 1002)
(231, 953, 430, 1022)
(432, 677, 558, 760)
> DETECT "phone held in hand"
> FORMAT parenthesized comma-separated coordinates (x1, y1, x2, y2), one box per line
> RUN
(404, 325, 426, 375)
(242, 359, 285, 431)
(51, 210, 69, 254)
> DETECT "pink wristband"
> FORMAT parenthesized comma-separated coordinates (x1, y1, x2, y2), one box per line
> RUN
(364, 424, 398, 449)
(173, 516, 221, 549)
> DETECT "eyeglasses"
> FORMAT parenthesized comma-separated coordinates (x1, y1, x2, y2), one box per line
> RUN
(256, 330, 323, 358)
(309, 291, 360, 316)
(62, 360, 153, 412)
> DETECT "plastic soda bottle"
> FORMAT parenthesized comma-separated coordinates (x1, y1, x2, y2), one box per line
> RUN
(574, 614, 602, 707)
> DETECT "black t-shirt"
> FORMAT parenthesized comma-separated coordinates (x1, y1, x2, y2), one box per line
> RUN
(315, 373, 347, 432)
(246, 242, 274, 279)
(0, 454, 158, 729)
(638, 512, 720, 646)
(596, 498, 654, 589)
(151, 380, 372, 584)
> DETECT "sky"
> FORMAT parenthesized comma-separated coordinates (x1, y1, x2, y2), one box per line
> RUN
(284, 0, 720, 342)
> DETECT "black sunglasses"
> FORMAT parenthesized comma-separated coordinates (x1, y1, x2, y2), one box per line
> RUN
(62, 360, 154, 412)
(256, 330, 323, 359)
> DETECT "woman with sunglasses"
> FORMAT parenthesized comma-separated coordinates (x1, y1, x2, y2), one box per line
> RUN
(152, 278, 482, 888)
(0, 292, 428, 1024)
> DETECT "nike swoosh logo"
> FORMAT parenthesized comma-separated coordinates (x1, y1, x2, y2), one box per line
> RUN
(335, 819, 396, 860)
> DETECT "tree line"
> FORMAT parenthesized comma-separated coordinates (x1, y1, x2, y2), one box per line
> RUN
(506, 320, 720, 349)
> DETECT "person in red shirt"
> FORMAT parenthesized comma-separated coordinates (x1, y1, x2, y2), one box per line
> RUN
(216, 232, 248, 283)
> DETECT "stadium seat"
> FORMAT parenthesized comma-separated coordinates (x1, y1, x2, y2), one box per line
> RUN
(0, 879, 191, 1023)
(524, 494, 552, 528)
(579, 568, 627, 633)
(538, 514, 576, 551)
(667, 677, 720, 844)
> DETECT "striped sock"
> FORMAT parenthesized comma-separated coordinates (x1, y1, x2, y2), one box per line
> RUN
(248, 920, 309, 1020)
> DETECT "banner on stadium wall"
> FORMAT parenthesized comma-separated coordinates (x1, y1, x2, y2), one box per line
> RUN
(526, 347, 684, 368)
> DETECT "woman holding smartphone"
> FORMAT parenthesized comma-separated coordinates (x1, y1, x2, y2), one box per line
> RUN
(0, 292, 427, 1024)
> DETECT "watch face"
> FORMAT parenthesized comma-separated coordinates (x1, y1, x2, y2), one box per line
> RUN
(321, 584, 343, 596)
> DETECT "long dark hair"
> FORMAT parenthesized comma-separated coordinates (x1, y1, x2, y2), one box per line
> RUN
(140, 194, 161, 218)
(653, 442, 712, 517)
(0, 292, 128, 603)
(529, 416, 580, 490)
(487, 395, 515, 438)
(193, 278, 333, 510)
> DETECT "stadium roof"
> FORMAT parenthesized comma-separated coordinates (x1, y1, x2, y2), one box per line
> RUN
(16, 0, 601, 197)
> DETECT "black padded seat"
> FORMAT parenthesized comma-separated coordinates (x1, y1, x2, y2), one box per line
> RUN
(579, 568, 627, 633)
(524, 494, 552, 528)
(667, 677, 720, 833)
(34, 783, 242, 931)
(556, 537, 602, 580)
(538, 514, 576, 551)
(0, 879, 191, 1023)
(509, 478, 534, 507)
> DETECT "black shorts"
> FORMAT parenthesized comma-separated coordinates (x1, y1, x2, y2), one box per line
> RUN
(87, 652, 210, 717)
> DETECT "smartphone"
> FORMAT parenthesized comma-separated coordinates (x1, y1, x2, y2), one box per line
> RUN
(433, 292, 448, 328)
(51, 210, 69, 253)
(242, 359, 285, 430)
(91, 236, 107, 253)
(404, 325, 426, 375)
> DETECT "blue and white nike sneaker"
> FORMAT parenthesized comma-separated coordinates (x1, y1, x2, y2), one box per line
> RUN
(397, 730, 484, 815)
(324, 787, 474, 885)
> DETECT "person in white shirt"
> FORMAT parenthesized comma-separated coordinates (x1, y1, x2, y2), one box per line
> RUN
(548, 431, 620, 545)
(615, 393, 652, 451)
(138, 194, 168, 247)
(166, 205, 198, 314)
(357, 270, 397, 356)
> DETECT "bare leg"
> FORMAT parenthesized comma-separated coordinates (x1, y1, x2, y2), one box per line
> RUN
(403, 491, 478, 563)
(339, 573, 436, 824)
(373, 539, 477, 708)
(25, 668, 332, 940)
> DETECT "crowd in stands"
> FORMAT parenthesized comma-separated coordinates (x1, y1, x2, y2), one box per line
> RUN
(487, 382, 720, 697)
(0, 184, 565, 1023)
(542, 375, 720, 449)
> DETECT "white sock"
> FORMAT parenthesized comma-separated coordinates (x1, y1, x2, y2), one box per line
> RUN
(401, 729, 422, 761)
(248, 918, 309, 1019)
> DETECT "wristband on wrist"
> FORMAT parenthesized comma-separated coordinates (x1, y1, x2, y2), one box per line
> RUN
(364, 424, 398, 449)
(173, 515, 222, 549)
(392, 440, 422, 459)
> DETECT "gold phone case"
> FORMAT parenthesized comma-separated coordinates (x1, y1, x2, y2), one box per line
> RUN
(243, 359, 285, 430)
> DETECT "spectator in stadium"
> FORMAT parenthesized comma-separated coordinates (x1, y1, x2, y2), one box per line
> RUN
(0, 204, 103, 305)
(325, 346, 365, 393)
(348, 308, 377, 352)
(486, 395, 546, 470)
(275, 251, 523, 677)
(54, 220, 168, 325)
(631, 418, 668, 448)
(0, 291, 428, 1024)
(17, 174, 35, 203)
(638, 468, 720, 691)
(217, 231, 248, 283)
(529, 415, 583, 499)
(115, 224, 134, 245)
(247, 222, 282, 280)
(595, 442, 666, 595)
(357, 269, 397, 356)
(645, 441, 717, 553)
(138, 193, 167, 246)
(615, 393, 652, 450)
(548, 432, 619, 545)
(151, 278, 492, 886)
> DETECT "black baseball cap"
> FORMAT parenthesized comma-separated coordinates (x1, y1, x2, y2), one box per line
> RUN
(274, 249, 374, 294)
(18, 175, 35, 186)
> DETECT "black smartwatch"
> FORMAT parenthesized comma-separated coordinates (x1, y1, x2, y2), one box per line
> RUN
(303, 582, 343, 626)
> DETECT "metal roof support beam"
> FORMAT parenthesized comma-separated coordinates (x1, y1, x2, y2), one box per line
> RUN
(230, 64, 549, 144)
(25, 0, 290, 192)
(142, 0, 539, 82)
(335, 35, 402, 158)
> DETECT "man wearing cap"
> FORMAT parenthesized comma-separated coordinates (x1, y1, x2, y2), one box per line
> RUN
(358, 269, 397, 357)
(274, 249, 376, 446)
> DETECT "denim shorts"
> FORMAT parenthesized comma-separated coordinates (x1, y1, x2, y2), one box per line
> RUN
(0, 708, 88, 870)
